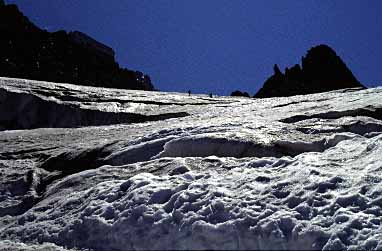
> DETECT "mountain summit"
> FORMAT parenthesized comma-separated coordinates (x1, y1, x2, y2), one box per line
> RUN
(0, 3, 154, 91)
(254, 44, 365, 98)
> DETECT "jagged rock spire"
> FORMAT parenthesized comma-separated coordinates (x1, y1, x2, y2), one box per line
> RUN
(254, 44, 365, 98)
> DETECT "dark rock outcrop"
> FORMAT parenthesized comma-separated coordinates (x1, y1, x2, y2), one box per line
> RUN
(230, 90, 250, 98)
(0, 4, 154, 91)
(254, 44, 365, 98)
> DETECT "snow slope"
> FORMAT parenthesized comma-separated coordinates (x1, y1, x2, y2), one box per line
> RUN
(1, 77, 382, 250)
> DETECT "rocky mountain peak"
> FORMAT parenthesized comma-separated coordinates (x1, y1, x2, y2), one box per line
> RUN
(254, 44, 365, 98)
(273, 64, 282, 75)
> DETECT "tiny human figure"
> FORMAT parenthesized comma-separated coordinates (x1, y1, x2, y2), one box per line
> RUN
(188, 90, 191, 96)
(209, 93, 213, 98)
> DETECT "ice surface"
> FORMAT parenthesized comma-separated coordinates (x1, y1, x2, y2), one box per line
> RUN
(0, 240, 78, 251)
(1, 77, 382, 250)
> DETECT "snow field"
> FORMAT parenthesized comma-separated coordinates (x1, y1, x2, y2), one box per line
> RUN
(2, 135, 382, 250)
(2, 78, 382, 250)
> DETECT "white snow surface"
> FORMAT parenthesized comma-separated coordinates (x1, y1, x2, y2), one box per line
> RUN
(1, 77, 382, 250)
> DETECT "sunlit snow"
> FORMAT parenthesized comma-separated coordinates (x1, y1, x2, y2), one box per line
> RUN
(1, 77, 382, 250)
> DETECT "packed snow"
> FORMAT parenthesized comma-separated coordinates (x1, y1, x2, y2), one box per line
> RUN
(1, 77, 382, 250)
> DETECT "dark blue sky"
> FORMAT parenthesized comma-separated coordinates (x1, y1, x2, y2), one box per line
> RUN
(9, 0, 382, 95)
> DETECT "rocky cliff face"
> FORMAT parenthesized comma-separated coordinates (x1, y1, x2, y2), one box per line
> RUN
(0, 4, 154, 91)
(254, 44, 365, 98)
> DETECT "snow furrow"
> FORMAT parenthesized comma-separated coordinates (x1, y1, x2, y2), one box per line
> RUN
(0, 88, 189, 130)
(280, 106, 382, 124)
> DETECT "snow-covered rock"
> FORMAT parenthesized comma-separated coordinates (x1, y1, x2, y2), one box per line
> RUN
(1, 77, 382, 250)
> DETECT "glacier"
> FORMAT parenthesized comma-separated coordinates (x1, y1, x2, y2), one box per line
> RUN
(1, 77, 382, 250)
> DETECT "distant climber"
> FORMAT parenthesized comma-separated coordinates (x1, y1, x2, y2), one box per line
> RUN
(188, 90, 191, 96)
(209, 93, 213, 98)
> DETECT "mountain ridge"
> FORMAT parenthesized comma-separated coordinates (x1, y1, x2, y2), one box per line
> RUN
(0, 3, 154, 91)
